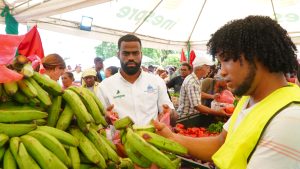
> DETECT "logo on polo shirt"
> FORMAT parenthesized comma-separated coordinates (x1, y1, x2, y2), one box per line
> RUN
(145, 84, 156, 93)
(113, 89, 125, 99)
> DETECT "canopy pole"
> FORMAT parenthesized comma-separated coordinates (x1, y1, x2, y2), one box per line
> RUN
(270, 0, 277, 21)
(187, 0, 207, 42)
(133, 0, 163, 33)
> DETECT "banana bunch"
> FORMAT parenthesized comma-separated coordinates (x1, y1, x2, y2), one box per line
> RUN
(1, 62, 187, 168)
(0, 125, 135, 169)
(0, 73, 108, 130)
(114, 116, 188, 169)
(0, 66, 137, 168)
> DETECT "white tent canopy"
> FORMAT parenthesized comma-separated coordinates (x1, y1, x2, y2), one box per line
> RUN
(1, 0, 300, 50)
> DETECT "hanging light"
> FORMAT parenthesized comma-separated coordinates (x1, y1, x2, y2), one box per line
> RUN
(79, 16, 93, 31)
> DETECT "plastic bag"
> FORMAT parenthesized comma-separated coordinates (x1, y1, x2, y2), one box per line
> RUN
(0, 34, 25, 83)
(159, 111, 171, 128)
(211, 100, 232, 110)
(216, 90, 234, 104)
(0, 65, 23, 83)
(0, 34, 24, 64)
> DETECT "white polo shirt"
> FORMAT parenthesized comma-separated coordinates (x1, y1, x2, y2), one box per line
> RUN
(98, 70, 174, 126)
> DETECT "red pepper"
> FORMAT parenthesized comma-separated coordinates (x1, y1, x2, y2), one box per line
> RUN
(225, 107, 235, 114)
(176, 123, 185, 129)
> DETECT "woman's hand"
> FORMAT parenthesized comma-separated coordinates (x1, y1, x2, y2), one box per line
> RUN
(158, 104, 171, 120)
(152, 120, 175, 140)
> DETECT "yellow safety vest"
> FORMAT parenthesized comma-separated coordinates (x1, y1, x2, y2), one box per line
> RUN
(212, 84, 300, 169)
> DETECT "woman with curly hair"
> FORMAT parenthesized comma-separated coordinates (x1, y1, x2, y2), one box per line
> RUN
(154, 15, 300, 169)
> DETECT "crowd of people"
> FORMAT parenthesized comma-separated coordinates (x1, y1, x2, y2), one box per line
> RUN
(38, 15, 300, 168)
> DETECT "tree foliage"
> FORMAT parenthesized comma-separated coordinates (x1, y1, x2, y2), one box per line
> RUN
(94, 42, 118, 59)
(94, 41, 179, 65)
(162, 54, 181, 68)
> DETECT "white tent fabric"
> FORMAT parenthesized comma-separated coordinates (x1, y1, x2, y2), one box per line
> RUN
(1, 0, 300, 50)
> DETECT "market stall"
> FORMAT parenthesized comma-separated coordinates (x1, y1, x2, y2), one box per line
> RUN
(0, 26, 209, 169)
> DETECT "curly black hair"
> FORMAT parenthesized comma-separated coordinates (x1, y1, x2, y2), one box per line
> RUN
(207, 15, 298, 74)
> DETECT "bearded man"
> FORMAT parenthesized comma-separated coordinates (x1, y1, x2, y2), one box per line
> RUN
(98, 34, 177, 126)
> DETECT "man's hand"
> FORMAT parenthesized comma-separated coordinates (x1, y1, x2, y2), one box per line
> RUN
(213, 93, 221, 100)
(105, 104, 119, 124)
(218, 108, 231, 117)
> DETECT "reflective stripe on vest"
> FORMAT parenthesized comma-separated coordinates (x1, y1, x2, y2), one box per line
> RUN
(212, 84, 300, 169)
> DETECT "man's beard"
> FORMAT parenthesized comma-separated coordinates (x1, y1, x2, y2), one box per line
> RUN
(233, 63, 256, 97)
(120, 61, 141, 75)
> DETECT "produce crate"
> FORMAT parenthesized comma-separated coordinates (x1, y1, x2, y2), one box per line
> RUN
(179, 156, 212, 169)
(176, 114, 218, 169)
(176, 114, 217, 128)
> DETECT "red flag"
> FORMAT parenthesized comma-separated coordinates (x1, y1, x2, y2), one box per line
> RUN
(18, 25, 44, 60)
(18, 25, 45, 73)
(180, 49, 187, 62)
(189, 50, 196, 65)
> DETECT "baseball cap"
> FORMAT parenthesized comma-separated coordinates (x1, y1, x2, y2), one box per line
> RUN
(192, 56, 214, 67)
(82, 68, 97, 78)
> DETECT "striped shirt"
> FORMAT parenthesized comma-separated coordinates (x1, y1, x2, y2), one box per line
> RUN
(177, 73, 202, 117)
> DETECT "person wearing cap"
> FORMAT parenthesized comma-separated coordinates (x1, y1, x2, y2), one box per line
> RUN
(82, 68, 101, 95)
(94, 57, 105, 82)
(155, 66, 169, 82)
(98, 34, 177, 126)
(177, 56, 227, 118)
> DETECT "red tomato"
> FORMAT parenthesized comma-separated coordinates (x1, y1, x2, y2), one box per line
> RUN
(225, 107, 235, 114)
(176, 123, 185, 129)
